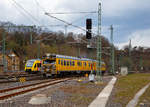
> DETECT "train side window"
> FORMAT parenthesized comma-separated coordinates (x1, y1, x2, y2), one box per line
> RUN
(77, 62, 80, 66)
(71, 61, 72, 66)
(89, 63, 90, 67)
(64, 60, 66, 66)
(61, 60, 63, 65)
(58, 60, 60, 64)
(70, 61, 72, 66)
(78, 61, 81, 66)
(72, 61, 74, 66)
(84, 62, 86, 66)
(67, 61, 69, 66)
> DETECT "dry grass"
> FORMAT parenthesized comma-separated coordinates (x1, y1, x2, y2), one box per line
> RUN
(60, 82, 103, 94)
(113, 73, 150, 107)
(70, 94, 93, 105)
(59, 81, 106, 106)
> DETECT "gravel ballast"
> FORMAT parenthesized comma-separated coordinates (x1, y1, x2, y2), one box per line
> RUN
(0, 76, 112, 107)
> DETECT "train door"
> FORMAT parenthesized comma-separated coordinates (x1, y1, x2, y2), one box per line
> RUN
(70, 60, 72, 72)
(33, 63, 38, 72)
(60, 59, 64, 72)
(72, 60, 75, 72)
(83, 61, 85, 72)
(84, 61, 87, 71)
(56, 58, 59, 72)
(93, 62, 96, 72)
(78, 61, 82, 72)
(88, 62, 91, 72)
(66, 60, 70, 71)
(64, 60, 67, 71)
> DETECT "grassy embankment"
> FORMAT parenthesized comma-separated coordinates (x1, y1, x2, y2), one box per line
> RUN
(137, 82, 150, 107)
(113, 73, 150, 106)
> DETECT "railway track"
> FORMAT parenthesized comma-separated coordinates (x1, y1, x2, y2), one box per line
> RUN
(0, 72, 84, 84)
(0, 74, 43, 84)
(0, 73, 41, 79)
(0, 78, 70, 101)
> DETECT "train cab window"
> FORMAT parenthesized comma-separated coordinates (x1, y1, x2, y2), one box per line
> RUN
(26, 61, 34, 67)
(61, 60, 63, 65)
(34, 64, 37, 68)
(67, 61, 69, 66)
(37, 63, 41, 67)
(43, 59, 55, 64)
(64, 60, 66, 66)
(80, 62, 82, 66)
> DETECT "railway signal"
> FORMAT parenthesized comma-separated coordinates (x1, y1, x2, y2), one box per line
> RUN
(86, 19, 92, 39)
(86, 19, 92, 29)
(86, 29, 92, 39)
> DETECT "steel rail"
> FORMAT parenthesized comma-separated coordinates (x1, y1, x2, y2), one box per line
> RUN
(0, 79, 56, 93)
(0, 78, 70, 100)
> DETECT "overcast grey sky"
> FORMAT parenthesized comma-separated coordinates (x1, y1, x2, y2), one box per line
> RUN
(0, 0, 150, 49)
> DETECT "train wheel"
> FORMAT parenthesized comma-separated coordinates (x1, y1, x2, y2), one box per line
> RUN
(102, 71, 105, 76)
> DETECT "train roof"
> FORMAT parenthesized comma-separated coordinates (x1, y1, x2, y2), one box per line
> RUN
(44, 54, 105, 63)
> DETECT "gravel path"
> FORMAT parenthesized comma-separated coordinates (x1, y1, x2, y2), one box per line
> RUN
(106, 85, 122, 107)
(89, 76, 117, 107)
(0, 76, 112, 107)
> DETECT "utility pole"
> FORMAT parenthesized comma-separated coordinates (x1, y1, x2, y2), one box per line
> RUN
(78, 44, 80, 57)
(2, 32, 7, 72)
(64, 25, 68, 36)
(129, 39, 131, 57)
(30, 33, 33, 44)
(140, 56, 143, 71)
(96, 2, 102, 81)
(129, 39, 132, 71)
(110, 25, 115, 75)
(37, 40, 40, 59)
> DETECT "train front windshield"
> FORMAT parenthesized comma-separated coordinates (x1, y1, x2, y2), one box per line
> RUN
(43, 59, 55, 64)
(26, 61, 34, 67)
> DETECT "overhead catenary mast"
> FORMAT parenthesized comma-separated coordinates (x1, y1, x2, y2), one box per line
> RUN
(110, 25, 115, 75)
(2, 32, 7, 72)
(96, 2, 102, 81)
